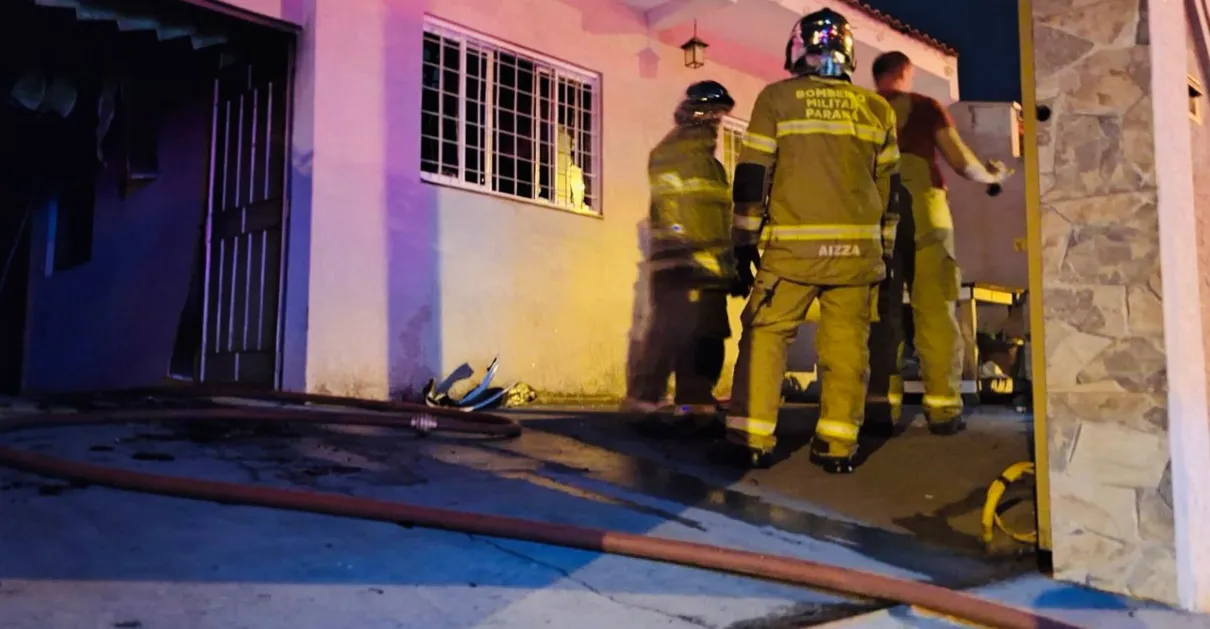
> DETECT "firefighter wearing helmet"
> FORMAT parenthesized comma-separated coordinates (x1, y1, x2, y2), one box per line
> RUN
(723, 9, 902, 472)
(623, 80, 738, 438)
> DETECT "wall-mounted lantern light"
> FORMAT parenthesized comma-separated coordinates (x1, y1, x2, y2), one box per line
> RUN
(681, 21, 708, 69)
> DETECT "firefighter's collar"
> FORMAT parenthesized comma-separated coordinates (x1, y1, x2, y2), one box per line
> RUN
(675, 124, 718, 145)
(792, 72, 853, 84)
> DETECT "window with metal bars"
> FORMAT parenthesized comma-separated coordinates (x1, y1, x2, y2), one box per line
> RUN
(420, 19, 601, 213)
(719, 116, 746, 183)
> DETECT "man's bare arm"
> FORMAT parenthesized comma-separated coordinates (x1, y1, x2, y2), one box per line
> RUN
(935, 126, 1011, 184)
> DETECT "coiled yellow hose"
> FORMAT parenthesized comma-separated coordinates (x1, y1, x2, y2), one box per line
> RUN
(981, 461, 1038, 546)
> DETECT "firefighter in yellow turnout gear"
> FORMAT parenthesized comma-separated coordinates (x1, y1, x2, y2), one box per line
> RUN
(724, 9, 900, 472)
(623, 81, 738, 438)
(870, 51, 1014, 434)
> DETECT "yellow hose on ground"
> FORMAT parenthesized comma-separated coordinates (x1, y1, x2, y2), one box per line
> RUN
(981, 461, 1038, 547)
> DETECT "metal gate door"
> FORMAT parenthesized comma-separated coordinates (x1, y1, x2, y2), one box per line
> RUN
(200, 51, 292, 387)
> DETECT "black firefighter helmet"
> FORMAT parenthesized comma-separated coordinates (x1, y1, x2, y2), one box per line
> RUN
(674, 80, 736, 126)
(784, 8, 856, 77)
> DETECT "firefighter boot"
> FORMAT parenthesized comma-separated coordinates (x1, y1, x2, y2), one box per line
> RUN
(674, 403, 727, 439)
(808, 437, 859, 474)
(672, 334, 728, 439)
(714, 428, 777, 469)
(621, 399, 680, 437)
(927, 413, 967, 436)
(923, 396, 966, 437)
(924, 397, 967, 435)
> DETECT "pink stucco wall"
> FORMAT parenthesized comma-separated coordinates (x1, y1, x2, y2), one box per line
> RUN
(217, 0, 768, 397)
(1188, 11, 1210, 520)
(1155, 0, 1210, 608)
(223, 0, 957, 398)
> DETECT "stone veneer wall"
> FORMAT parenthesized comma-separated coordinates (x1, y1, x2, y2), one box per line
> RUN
(1032, 0, 1177, 601)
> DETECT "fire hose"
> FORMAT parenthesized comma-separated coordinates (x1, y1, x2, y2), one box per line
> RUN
(981, 461, 1039, 547)
(0, 387, 1080, 629)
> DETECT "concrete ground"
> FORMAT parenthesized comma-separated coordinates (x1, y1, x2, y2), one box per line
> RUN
(820, 575, 1210, 628)
(0, 396, 1192, 628)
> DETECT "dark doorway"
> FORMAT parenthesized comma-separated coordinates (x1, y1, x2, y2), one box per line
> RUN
(0, 118, 35, 395)
(0, 0, 293, 394)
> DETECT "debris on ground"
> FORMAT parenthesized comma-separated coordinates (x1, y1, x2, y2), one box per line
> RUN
(501, 383, 537, 408)
(422, 356, 537, 411)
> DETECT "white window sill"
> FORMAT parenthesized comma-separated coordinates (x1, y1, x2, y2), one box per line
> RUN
(419, 172, 603, 220)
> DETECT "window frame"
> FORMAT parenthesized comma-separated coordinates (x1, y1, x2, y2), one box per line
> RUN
(420, 16, 604, 217)
(719, 115, 747, 182)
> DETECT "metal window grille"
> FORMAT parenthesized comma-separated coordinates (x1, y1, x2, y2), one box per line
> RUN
(421, 19, 602, 213)
(720, 116, 746, 182)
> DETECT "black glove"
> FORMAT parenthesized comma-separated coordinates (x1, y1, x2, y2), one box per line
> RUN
(730, 245, 760, 297)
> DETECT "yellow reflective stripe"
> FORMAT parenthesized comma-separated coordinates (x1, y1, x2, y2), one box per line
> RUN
(766, 224, 881, 241)
(877, 143, 901, 166)
(742, 132, 777, 154)
(986, 378, 1014, 394)
(691, 251, 723, 274)
(725, 415, 776, 437)
(815, 418, 860, 443)
(646, 245, 730, 272)
(733, 214, 764, 231)
(776, 119, 887, 145)
(882, 224, 898, 240)
(647, 258, 724, 273)
(652, 173, 729, 196)
(923, 395, 963, 409)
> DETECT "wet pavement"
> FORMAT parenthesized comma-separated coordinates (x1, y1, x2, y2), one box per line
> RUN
(1, 396, 1040, 628)
(509, 404, 1038, 564)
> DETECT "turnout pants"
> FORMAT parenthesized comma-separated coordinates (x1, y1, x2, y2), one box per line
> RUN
(910, 187, 964, 424)
(627, 277, 729, 411)
(726, 269, 873, 456)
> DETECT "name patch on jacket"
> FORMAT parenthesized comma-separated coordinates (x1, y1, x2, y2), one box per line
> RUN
(818, 244, 863, 257)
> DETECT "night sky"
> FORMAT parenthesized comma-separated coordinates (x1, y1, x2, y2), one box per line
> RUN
(860, 0, 1023, 102)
